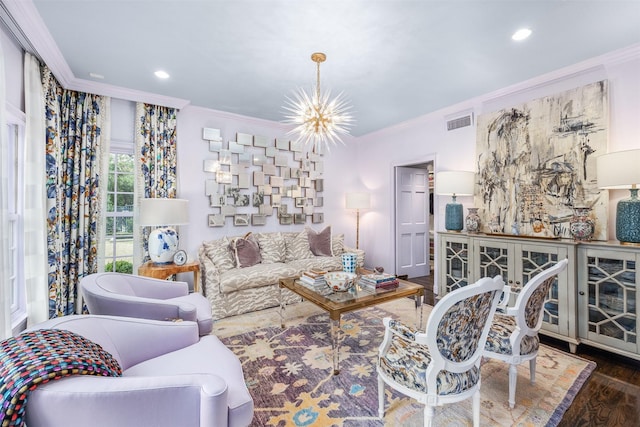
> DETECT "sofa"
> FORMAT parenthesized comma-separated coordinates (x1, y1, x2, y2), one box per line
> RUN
(81, 272, 213, 336)
(20, 315, 253, 427)
(198, 227, 365, 320)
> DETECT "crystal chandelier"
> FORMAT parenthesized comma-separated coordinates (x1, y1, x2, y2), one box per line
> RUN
(283, 52, 353, 152)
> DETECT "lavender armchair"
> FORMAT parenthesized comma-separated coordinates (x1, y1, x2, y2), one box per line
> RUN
(81, 272, 213, 335)
(23, 315, 253, 427)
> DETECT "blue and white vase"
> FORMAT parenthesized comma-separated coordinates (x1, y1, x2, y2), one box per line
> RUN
(341, 253, 357, 274)
(570, 207, 595, 241)
(148, 227, 179, 263)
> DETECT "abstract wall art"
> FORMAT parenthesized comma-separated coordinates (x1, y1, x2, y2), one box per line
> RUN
(475, 80, 609, 240)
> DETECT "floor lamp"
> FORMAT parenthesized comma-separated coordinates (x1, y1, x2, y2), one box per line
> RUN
(345, 192, 370, 249)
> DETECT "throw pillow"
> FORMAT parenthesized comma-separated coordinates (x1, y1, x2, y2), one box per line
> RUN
(202, 237, 235, 273)
(256, 232, 286, 264)
(284, 230, 314, 262)
(307, 226, 333, 257)
(332, 233, 345, 256)
(229, 232, 262, 268)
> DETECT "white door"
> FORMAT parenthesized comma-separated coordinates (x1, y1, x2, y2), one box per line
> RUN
(395, 166, 430, 278)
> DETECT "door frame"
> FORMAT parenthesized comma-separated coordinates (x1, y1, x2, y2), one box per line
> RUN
(391, 153, 437, 277)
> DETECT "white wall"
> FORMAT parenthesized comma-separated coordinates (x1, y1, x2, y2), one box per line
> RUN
(1, 21, 24, 111)
(356, 45, 640, 275)
(175, 105, 360, 262)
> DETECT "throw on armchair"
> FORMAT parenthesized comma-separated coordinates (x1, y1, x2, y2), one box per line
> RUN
(81, 272, 213, 336)
(21, 315, 253, 427)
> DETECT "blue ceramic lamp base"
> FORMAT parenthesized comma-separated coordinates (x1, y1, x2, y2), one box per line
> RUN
(616, 189, 640, 245)
(445, 202, 464, 231)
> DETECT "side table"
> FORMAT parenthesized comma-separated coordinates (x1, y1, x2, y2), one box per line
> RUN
(138, 260, 201, 293)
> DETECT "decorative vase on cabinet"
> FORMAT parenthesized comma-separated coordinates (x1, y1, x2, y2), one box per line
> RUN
(465, 207, 481, 233)
(569, 207, 595, 241)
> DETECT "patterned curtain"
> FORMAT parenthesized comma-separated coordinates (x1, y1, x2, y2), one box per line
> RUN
(133, 103, 178, 270)
(43, 67, 109, 317)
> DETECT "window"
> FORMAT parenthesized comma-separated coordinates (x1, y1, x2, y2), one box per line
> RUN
(7, 117, 26, 326)
(104, 143, 135, 274)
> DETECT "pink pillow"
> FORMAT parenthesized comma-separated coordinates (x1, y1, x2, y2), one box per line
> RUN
(229, 233, 262, 268)
(307, 226, 333, 257)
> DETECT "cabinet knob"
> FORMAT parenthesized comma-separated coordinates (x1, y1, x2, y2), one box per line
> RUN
(508, 280, 513, 284)
(579, 291, 585, 296)
(515, 281, 521, 285)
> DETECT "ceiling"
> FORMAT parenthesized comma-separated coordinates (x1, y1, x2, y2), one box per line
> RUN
(28, 0, 640, 136)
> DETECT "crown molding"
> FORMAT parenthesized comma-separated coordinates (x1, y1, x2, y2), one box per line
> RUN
(66, 77, 190, 110)
(2, 0, 190, 109)
(360, 42, 640, 142)
(183, 104, 290, 131)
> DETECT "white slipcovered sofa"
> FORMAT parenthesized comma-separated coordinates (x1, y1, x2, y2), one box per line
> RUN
(198, 228, 364, 320)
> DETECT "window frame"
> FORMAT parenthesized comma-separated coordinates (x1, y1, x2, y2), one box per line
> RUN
(104, 139, 135, 273)
(6, 107, 26, 328)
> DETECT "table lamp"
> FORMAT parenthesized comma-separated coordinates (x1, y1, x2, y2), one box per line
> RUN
(345, 192, 370, 249)
(140, 198, 189, 263)
(597, 149, 640, 245)
(436, 171, 475, 231)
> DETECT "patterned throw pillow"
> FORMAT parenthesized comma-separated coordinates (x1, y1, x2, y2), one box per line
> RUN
(332, 233, 345, 256)
(229, 232, 262, 268)
(284, 230, 314, 262)
(256, 232, 286, 264)
(202, 236, 235, 273)
(307, 226, 333, 257)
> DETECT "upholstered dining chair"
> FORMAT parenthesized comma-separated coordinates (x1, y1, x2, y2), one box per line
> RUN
(377, 275, 505, 427)
(483, 258, 569, 409)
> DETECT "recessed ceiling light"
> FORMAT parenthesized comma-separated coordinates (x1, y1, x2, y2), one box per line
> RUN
(512, 28, 532, 41)
(154, 70, 170, 79)
(88, 72, 104, 79)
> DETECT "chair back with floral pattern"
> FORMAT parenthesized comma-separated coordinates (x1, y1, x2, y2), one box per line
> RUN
(513, 259, 569, 336)
(425, 276, 504, 376)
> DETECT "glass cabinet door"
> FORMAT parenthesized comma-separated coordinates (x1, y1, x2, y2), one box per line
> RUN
(582, 250, 637, 353)
(442, 236, 469, 294)
(474, 239, 511, 283)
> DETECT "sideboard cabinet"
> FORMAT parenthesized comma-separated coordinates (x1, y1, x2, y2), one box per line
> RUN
(438, 232, 640, 360)
(439, 232, 579, 352)
(577, 243, 639, 360)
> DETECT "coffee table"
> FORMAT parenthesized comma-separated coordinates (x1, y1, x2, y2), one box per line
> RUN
(278, 272, 424, 375)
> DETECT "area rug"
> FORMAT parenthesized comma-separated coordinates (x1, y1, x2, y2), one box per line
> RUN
(216, 300, 595, 426)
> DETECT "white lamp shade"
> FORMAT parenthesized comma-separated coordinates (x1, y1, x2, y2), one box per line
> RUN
(597, 149, 640, 189)
(345, 192, 371, 210)
(435, 171, 475, 196)
(139, 198, 189, 226)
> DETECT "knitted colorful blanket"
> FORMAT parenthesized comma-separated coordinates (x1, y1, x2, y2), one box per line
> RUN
(0, 329, 122, 427)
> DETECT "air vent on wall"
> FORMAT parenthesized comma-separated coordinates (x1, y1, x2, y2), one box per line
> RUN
(446, 114, 472, 131)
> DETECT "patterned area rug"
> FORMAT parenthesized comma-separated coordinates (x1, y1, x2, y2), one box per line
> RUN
(216, 299, 595, 426)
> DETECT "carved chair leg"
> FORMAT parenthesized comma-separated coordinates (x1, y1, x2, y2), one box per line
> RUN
(377, 375, 385, 418)
(473, 389, 481, 427)
(424, 405, 435, 427)
(530, 357, 537, 385)
(508, 363, 518, 409)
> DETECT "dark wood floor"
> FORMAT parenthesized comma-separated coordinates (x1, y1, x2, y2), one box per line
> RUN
(409, 275, 640, 427)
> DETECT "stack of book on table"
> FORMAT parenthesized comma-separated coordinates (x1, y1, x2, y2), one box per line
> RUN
(300, 268, 327, 289)
(358, 273, 399, 291)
